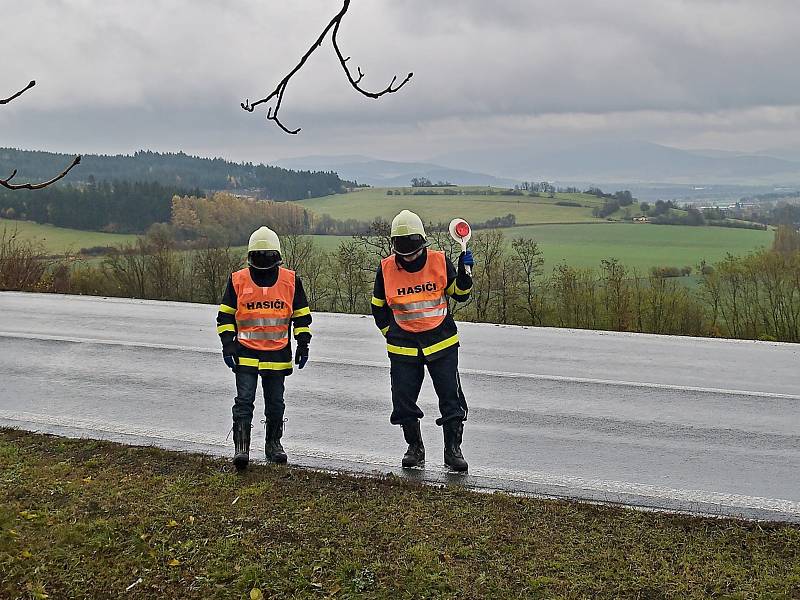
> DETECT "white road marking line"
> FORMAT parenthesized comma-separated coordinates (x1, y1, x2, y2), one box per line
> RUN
(3, 331, 799, 401)
(3, 409, 799, 517)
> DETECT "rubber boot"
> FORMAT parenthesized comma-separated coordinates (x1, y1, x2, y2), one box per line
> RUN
(232, 420, 251, 471)
(264, 418, 288, 464)
(443, 420, 468, 472)
(401, 421, 425, 468)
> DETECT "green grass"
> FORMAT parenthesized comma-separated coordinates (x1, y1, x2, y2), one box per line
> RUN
(299, 189, 602, 225)
(1, 186, 773, 274)
(0, 218, 138, 254)
(296, 188, 773, 270)
(1, 430, 799, 599)
(509, 223, 773, 271)
(274, 222, 773, 271)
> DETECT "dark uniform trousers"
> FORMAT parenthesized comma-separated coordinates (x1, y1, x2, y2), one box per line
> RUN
(232, 372, 286, 424)
(389, 350, 467, 426)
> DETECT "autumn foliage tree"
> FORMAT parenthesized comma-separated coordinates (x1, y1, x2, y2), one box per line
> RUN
(170, 193, 313, 245)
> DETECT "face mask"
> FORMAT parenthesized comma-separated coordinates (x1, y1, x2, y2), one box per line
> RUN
(392, 235, 426, 256)
(397, 248, 424, 264)
(248, 251, 282, 270)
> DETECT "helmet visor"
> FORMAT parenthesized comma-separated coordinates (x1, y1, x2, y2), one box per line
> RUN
(248, 250, 282, 270)
(392, 234, 427, 256)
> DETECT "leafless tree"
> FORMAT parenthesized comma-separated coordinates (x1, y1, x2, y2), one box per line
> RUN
(0, 226, 51, 290)
(352, 218, 393, 259)
(1, 80, 81, 190)
(241, 0, 413, 134)
(511, 237, 544, 325)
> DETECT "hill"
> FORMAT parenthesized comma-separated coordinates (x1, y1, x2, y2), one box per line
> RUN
(0, 148, 350, 201)
(297, 188, 603, 225)
(275, 155, 519, 187)
(293, 187, 772, 271)
(430, 140, 800, 184)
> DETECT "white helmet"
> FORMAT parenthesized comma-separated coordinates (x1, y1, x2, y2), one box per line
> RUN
(248, 226, 281, 252)
(391, 210, 428, 256)
(247, 226, 282, 270)
(390, 210, 426, 238)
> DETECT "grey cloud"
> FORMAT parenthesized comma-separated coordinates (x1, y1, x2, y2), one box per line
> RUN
(3, 1, 800, 162)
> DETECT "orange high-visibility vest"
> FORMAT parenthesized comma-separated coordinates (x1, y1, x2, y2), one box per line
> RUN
(382, 250, 448, 333)
(232, 267, 295, 351)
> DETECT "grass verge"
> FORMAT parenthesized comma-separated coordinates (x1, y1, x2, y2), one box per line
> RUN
(1, 429, 799, 599)
(0, 218, 139, 255)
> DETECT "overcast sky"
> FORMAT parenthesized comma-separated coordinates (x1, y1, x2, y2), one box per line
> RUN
(2, 0, 799, 164)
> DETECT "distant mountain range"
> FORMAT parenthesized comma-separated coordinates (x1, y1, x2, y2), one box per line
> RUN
(6, 140, 800, 204)
(277, 142, 800, 189)
(429, 141, 800, 185)
(274, 155, 519, 188)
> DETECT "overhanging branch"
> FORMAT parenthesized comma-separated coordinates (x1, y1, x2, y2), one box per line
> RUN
(0, 80, 35, 105)
(241, 0, 413, 134)
(0, 155, 82, 190)
(2, 80, 82, 190)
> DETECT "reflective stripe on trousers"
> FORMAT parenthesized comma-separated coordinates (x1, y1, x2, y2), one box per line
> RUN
(237, 357, 293, 371)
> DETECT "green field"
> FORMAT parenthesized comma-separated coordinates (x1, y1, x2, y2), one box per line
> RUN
(279, 223, 771, 271)
(299, 188, 603, 225)
(0, 218, 138, 254)
(2, 185, 774, 272)
(507, 223, 773, 270)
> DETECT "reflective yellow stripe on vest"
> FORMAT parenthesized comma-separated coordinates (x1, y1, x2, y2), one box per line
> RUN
(392, 296, 446, 311)
(237, 317, 291, 327)
(238, 330, 289, 341)
(394, 306, 447, 322)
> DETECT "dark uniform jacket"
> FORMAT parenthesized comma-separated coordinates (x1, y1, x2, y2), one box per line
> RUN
(216, 266, 312, 376)
(371, 249, 472, 363)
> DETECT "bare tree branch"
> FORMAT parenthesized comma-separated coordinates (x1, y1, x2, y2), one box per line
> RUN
(331, 17, 413, 99)
(2, 81, 82, 190)
(0, 80, 35, 105)
(241, 0, 413, 134)
(0, 155, 82, 190)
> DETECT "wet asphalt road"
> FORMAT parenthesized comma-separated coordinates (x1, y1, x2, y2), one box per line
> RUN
(1, 291, 799, 521)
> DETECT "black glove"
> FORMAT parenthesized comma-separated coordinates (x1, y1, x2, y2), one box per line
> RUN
(223, 340, 239, 372)
(294, 343, 309, 369)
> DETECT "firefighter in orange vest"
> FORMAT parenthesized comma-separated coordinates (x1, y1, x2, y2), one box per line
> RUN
(216, 226, 312, 469)
(371, 210, 474, 471)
